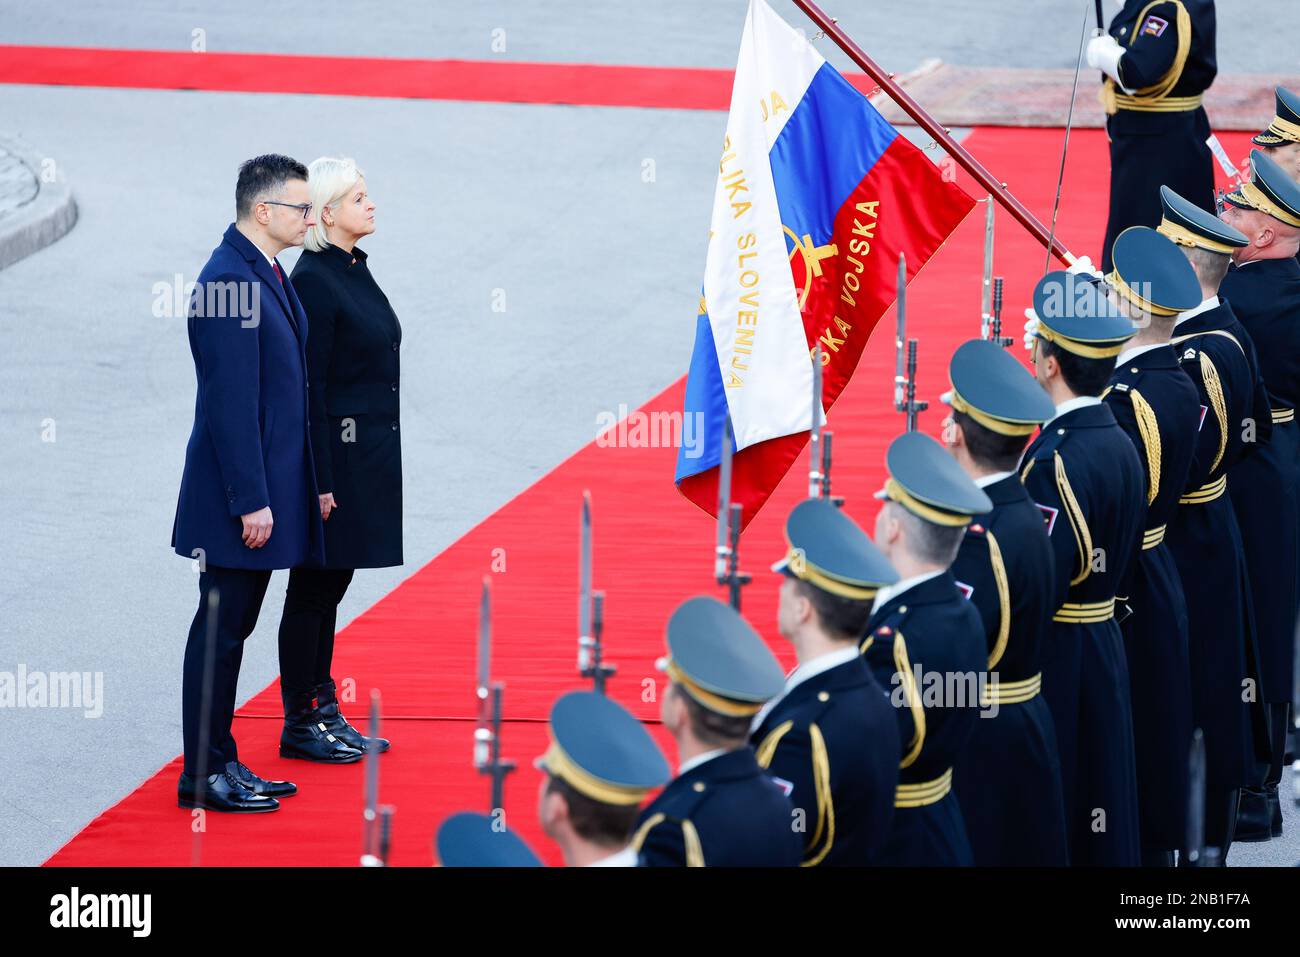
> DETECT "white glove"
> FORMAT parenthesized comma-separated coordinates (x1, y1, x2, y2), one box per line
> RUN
(1067, 254, 1103, 280)
(1023, 309, 1040, 352)
(1086, 35, 1126, 86)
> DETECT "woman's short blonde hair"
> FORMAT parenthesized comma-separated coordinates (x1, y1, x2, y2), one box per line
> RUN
(304, 156, 364, 253)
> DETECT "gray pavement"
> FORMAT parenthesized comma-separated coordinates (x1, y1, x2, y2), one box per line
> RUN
(0, 1, 1296, 74)
(0, 0, 1298, 868)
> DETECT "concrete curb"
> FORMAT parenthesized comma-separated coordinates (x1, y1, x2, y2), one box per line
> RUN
(0, 133, 77, 272)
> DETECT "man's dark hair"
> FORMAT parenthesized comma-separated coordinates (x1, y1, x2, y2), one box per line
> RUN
(673, 684, 751, 746)
(235, 154, 308, 220)
(792, 577, 872, 641)
(544, 775, 639, 848)
(1038, 338, 1116, 397)
(953, 410, 1032, 473)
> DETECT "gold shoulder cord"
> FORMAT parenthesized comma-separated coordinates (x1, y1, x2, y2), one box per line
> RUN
(893, 633, 926, 769)
(859, 634, 875, 655)
(1054, 451, 1093, 587)
(1198, 353, 1229, 472)
(802, 723, 836, 867)
(1129, 389, 1163, 505)
(984, 530, 1012, 670)
(628, 813, 705, 866)
(681, 820, 705, 868)
(1100, 0, 1192, 114)
(630, 812, 666, 853)
(755, 720, 794, 768)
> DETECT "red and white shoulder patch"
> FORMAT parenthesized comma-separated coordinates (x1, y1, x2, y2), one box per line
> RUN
(1198, 405, 1208, 431)
(1140, 14, 1169, 37)
(955, 580, 975, 601)
(1035, 502, 1060, 535)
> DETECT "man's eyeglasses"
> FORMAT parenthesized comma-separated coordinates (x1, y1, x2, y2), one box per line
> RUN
(264, 201, 313, 220)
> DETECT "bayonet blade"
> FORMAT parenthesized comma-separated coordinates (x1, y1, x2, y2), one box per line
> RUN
(1186, 728, 1206, 865)
(363, 689, 381, 861)
(477, 576, 491, 695)
(809, 345, 823, 499)
(981, 198, 994, 338)
(894, 253, 907, 410)
(579, 492, 592, 670)
(716, 415, 734, 579)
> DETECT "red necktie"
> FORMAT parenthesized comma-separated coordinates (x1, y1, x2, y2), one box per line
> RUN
(272, 261, 284, 286)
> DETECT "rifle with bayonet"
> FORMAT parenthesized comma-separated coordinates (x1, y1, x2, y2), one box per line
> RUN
(808, 345, 843, 506)
(715, 415, 751, 610)
(894, 253, 927, 432)
(578, 491, 616, 693)
(474, 576, 514, 813)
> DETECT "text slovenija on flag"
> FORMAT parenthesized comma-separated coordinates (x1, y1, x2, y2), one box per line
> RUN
(675, 0, 974, 526)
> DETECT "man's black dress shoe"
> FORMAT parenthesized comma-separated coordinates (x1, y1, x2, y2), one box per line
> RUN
(226, 761, 297, 798)
(178, 770, 280, 813)
(1234, 787, 1272, 842)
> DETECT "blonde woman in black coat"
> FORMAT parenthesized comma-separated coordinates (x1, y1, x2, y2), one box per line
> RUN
(277, 157, 402, 760)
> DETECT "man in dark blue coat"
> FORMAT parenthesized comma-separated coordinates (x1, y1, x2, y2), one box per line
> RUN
(171, 154, 325, 812)
(863, 432, 992, 867)
(751, 498, 901, 866)
(1022, 272, 1146, 866)
(632, 597, 802, 866)
(1219, 150, 1300, 841)
(1160, 185, 1268, 860)
(943, 339, 1069, 867)
(1099, 226, 1204, 866)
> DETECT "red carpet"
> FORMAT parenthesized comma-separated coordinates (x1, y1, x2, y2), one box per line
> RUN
(43, 126, 1257, 867)
(0, 45, 896, 111)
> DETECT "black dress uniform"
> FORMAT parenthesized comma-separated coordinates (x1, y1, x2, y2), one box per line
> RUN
(1219, 150, 1300, 837)
(943, 340, 1069, 867)
(1023, 273, 1145, 866)
(1158, 186, 1267, 853)
(536, 691, 671, 866)
(632, 597, 802, 867)
(752, 499, 902, 866)
(1097, 0, 1217, 271)
(436, 812, 543, 867)
(863, 433, 992, 867)
(1099, 226, 1204, 861)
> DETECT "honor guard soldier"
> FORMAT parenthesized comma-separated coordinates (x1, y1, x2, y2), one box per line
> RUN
(435, 811, 543, 867)
(1099, 226, 1203, 866)
(751, 498, 902, 866)
(1159, 185, 1269, 860)
(1252, 86, 1300, 185)
(941, 340, 1069, 867)
(631, 596, 803, 867)
(1022, 272, 1145, 866)
(1087, 0, 1217, 271)
(536, 691, 671, 867)
(863, 432, 991, 866)
(1219, 149, 1300, 842)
